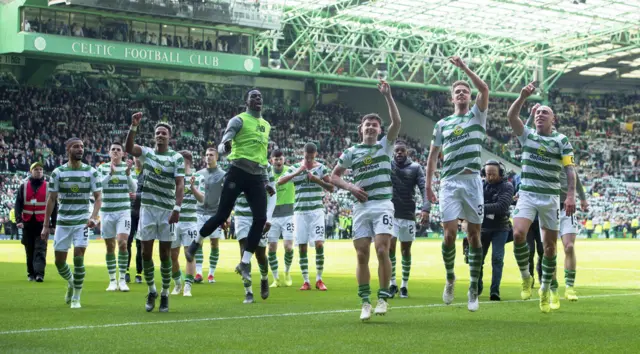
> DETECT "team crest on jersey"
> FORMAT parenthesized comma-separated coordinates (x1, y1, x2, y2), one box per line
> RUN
(111, 177, 120, 184)
(71, 184, 80, 193)
(164, 161, 170, 167)
(80, 177, 87, 182)
(363, 156, 373, 165)
(184, 186, 190, 194)
(453, 125, 464, 136)
(536, 146, 546, 156)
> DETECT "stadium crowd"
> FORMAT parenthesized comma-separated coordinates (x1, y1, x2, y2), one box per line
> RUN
(1, 84, 639, 239)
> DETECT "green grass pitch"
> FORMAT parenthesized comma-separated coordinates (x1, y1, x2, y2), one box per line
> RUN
(1, 239, 639, 353)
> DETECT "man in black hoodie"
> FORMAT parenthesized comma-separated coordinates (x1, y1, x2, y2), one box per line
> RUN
(478, 160, 513, 300)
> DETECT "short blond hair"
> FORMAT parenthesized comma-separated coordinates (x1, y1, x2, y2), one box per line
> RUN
(451, 80, 471, 94)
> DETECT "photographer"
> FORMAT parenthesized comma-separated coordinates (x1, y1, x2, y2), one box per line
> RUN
(478, 160, 514, 301)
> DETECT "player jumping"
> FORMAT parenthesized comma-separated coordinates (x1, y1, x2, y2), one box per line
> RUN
(186, 89, 274, 290)
(507, 82, 576, 313)
(278, 142, 334, 291)
(330, 80, 401, 321)
(126, 113, 185, 313)
(425, 56, 490, 312)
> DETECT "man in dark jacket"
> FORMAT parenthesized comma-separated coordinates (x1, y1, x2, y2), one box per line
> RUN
(15, 162, 58, 282)
(478, 160, 514, 301)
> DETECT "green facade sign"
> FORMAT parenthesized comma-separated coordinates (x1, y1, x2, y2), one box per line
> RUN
(21, 33, 260, 75)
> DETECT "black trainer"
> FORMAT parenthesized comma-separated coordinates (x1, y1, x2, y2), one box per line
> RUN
(125, 272, 131, 283)
(35, 275, 44, 282)
(243, 292, 255, 304)
(145, 292, 158, 312)
(235, 262, 252, 283)
(159, 294, 169, 312)
(135, 275, 142, 284)
(400, 287, 409, 298)
(185, 241, 200, 262)
(260, 279, 269, 300)
(490, 294, 501, 301)
(389, 284, 398, 298)
(28, 275, 35, 282)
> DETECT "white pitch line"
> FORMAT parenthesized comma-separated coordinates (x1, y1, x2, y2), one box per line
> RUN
(1, 292, 638, 336)
(579, 267, 640, 272)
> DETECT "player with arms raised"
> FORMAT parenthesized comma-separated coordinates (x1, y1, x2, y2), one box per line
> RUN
(97, 141, 137, 292)
(41, 138, 102, 309)
(278, 142, 334, 291)
(330, 80, 401, 321)
(424, 56, 489, 312)
(126, 113, 185, 313)
(507, 82, 576, 313)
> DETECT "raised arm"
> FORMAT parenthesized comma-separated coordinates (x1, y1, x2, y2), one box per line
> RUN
(450, 56, 489, 112)
(125, 112, 143, 157)
(378, 81, 401, 142)
(507, 82, 536, 137)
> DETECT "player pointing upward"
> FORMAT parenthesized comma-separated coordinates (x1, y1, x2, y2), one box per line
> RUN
(331, 80, 401, 321)
(425, 56, 490, 312)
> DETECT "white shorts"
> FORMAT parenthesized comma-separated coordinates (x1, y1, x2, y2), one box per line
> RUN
(513, 191, 560, 231)
(100, 211, 131, 239)
(393, 218, 416, 242)
(196, 214, 223, 239)
(559, 207, 577, 237)
(172, 222, 199, 249)
(267, 215, 294, 243)
(439, 174, 484, 224)
(139, 206, 175, 242)
(294, 210, 325, 246)
(54, 225, 89, 251)
(235, 216, 267, 248)
(352, 200, 395, 240)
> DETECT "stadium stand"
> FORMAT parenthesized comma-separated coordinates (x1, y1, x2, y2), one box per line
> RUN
(1, 83, 638, 238)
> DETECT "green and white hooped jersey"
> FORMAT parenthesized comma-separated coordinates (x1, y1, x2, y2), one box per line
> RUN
(180, 172, 205, 223)
(49, 163, 102, 227)
(431, 104, 487, 180)
(97, 162, 131, 214)
(337, 137, 394, 203)
(517, 126, 574, 196)
(284, 162, 329, 213)
(139, 146, 185, 211)
(234, 165, 275, 217)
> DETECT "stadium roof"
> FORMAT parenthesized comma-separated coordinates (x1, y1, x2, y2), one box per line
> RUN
(258, 0, 640, 91)
(274, 0, 640, 44)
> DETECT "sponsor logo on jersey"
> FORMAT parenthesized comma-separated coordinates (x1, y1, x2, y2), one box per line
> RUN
(70, 184, 80, 193)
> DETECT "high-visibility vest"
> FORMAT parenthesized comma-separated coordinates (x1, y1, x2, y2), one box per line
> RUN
(22, 179, 47, 222)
